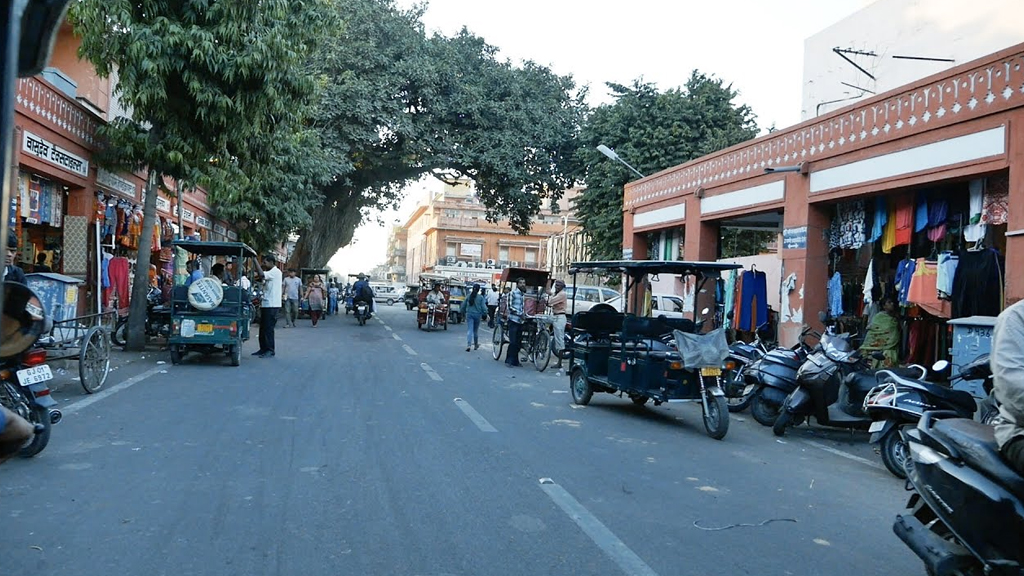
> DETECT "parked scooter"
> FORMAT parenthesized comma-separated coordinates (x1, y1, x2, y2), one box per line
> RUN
(894, 410, 1023, 576)
(741, 326, 819, 426)
(863, 357, 985, 478)
(112, 287, 171, 346)
(722, 321, 772, 413)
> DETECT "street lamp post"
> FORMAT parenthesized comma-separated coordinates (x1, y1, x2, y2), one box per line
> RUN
(596, 144, 645, 179)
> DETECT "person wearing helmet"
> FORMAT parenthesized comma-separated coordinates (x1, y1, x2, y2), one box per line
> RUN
(352, 273, 374, 317)
(4, 230, 26, 285)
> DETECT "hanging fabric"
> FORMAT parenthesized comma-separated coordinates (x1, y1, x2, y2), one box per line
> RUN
(881, 199, 898, 254)
(906, 259, 951, 318)
(982, 174, 1009, 226)
(722, 269, 737, 329)
(869, 196, 887, 243)
(828, 272, 844, 317)
(927, 198, 949, 242)
(862, 259, 875, 307)
(963, 179, 986, 242)
(736, 269, 768, 331)
(835, 200, 866, 249)
(895, 258, 917, 306)
(108, 256, 131, 315)
(936, 251, 958, 300)
(951, 248, 1003, 318)
(894, 195, 914, 247)
(914, 192, 929, 233)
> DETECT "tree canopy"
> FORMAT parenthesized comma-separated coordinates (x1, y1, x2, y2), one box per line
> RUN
(71, 0, 332, 348)
(571, 74, 759, 261)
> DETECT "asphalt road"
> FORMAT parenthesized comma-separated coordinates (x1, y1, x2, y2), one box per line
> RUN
(1, 304, 924, 576)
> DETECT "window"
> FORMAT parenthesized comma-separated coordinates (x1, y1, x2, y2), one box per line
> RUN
(666, 297, 685, 313)
(444, 209, 458, 218)
(651, 298, 659, 310)
(581, 288, 600, 303)
(499, 247, 509, 261)
(601, 289, 618, 302)
(524, 248, 537, 264)
(446, 243, 457, 256)
(563, 287, 575, 300)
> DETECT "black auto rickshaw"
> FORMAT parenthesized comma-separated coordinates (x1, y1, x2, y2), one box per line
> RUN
(563, 260, 741, 439)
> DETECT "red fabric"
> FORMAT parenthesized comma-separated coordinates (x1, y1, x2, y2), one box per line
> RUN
(894, 195, 914, 246)
(108, 257, 131, 315)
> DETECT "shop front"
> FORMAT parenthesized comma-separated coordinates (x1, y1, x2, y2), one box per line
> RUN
(623, 43, 1024, 368)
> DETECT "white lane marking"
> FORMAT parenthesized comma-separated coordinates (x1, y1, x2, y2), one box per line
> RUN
(800, 440, 885, 471)
(539, 478, 659, 576)
(453, 398, 497, 432)
(384, 325, 392, 332)
(60, 366, 164, 415)
(403, 344, 418, 356)
(420, 363, 443, 381)
(392, 333, 402, 341)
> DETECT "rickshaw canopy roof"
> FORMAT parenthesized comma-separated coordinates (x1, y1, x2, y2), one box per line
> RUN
(300, 268, 330, 275)
(569, 260, 742, 279)
(419, 274, 451, 284)
(172, 240, 258, 258)
(499, 267, 549, 287)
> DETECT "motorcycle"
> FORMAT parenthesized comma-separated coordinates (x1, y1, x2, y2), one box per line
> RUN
(0, 347, 61, 457)
(722, 322, 773, 413)
(741, 326, 819, 426)
(354, 300, 371, 326)
(112, 287, 171, 346)
(894, 410, 1023, 576)
(864, 356, 987, 478)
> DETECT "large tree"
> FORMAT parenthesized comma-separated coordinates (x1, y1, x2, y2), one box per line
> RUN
(572, 73, 759, 261)
(71, 0, 332, 350)
(291, 0, 586, 267)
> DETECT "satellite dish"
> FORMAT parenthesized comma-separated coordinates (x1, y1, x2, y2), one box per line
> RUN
(188, 277, 224, 311)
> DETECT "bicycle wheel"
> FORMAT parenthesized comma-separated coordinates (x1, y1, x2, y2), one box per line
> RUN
(533, 329, 551, 372)
(491, 324, 504, 361)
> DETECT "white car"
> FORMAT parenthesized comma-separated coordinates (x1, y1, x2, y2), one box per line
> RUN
(604, 293, 688, 319)
(564, 285, 620, 313)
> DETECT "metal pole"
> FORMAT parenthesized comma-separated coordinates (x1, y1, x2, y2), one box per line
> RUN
(0, 1, 28, 324)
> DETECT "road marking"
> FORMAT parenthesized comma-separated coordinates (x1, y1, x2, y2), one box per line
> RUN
(800, 440, 885, 471)
(392, 333, 402, 341)
(384, 325, 392, 332)
(453, 398, 497, 432)
(60, 366, 164, 415)
(539, 478, 659, 576)
(403, 344, 418, 356)
(420, 363, 443, 381)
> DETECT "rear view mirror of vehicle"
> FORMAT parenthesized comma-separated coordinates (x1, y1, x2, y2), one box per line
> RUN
(0, 281, 47, 358)
(17, 0, 73, 77)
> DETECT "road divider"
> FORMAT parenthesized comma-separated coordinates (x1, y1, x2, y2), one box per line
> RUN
(402, 344, 417, 356)
(392, 333, 402, 341)
(420, 363, 442, 381)
(453, 398, 497, 432)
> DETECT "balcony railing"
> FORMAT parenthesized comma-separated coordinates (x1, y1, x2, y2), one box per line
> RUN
(16, 76, 100, 147)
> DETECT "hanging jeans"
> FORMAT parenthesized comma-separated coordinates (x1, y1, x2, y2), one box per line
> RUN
(737, 271, 768, 331)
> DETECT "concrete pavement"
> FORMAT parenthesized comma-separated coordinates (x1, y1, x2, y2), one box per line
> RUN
(1, 305, 924, 575)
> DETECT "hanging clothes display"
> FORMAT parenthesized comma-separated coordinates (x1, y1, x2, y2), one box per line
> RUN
(862, 259, 875, 307)
(951, 248, 1003, 318)
(869, 196, 887, 243)
(936, 252, 958, 300)
(894, 258, 917, 306)
(927, 198, 948, 242)
(107, 256, 131, 314)
(914, 193, 929, 233)
(828, 272, 844, 317)
(735, 269, 768, 332)
(894, 195, 914, 247)
(982, 175, 1009, 226)
(906, 259, 951, 318)
(833, 200, 866, 249)
(881, 199, 898, 254)
(722, 269, 737, 329)
(963, 179, 986, 242)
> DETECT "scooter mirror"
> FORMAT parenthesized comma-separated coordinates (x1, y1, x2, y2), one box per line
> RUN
(0, 281, 47, 358)
(817, 310, 827, 323)
(931, 360, 950, 373)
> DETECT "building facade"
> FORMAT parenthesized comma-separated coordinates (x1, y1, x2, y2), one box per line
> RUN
(624, 42, 1024, 352)
(403, 181, 579, 284)
(384, 225, 407, 282)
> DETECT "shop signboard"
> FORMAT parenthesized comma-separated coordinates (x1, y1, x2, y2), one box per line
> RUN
(157, 196, 171, 213)
(622, 248, 634, 260)
(22, 131, 88, 178)
(459, 243, 482, 258)
(227, 230, 238, 241)
(195, 215, 211, 228)
(214, 224, 227, 236)
(97, 168, 137, 199)
(782, 226, 807, 250)
(182, 208, 195, 223)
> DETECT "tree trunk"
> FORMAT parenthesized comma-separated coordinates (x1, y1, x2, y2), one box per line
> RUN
(288, 189, 365, 269)
(125, 168, 159, 351)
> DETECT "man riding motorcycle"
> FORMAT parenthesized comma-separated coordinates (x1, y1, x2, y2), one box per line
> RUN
(991, 298, 1024, 474)
(351, 273, 375, 318)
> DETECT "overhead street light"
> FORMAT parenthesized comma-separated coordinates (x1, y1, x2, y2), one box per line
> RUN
(596, 144, 645, 179)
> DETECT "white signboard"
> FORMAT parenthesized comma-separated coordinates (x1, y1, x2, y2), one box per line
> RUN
(214, 224, 227, 236)
(460, 243, 482, 258)
(22, 131, 89, 177)
(97, 168, 137, 198)
(157, 196, 171, 212)
(182, 208, 195, 223)
(195, 215, 211, 228)
(227, 230, 238, 241)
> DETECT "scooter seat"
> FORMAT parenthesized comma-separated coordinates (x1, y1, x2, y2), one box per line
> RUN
(932, 418, 1024, 497)
(881, 371, 978, 415)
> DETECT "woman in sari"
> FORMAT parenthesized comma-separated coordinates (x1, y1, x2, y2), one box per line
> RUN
(860, 297, 901, 368)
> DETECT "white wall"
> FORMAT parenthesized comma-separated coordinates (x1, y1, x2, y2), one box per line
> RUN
(802, 0, 1024, 120)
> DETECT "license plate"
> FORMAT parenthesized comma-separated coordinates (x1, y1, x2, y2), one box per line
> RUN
(17, 365, 52, 386)
(196, 323, 213, 334)
(700, 367, 722, 377)
(869, 420, 885, 433)
(743, 384, 755, 396)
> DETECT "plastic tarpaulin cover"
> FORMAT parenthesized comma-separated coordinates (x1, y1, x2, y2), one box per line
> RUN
(673, 328, 730, 368)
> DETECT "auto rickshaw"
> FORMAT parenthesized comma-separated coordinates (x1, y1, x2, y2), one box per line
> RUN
(448, 283, 467, 324)
(417, 273, 450, 331)
(490, 267, 554, 371)
(403, 284, 419, 310)
(168, 241, 258, 366)
(563, 260, 741, 440)
(298, 267, 330, 319)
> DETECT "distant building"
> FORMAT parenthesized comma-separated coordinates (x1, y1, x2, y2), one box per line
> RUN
(384, 225, 407, 283)
(402, 180, 580, 284)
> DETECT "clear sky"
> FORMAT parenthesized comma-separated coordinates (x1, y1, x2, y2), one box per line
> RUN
(328, 0, 870, 276)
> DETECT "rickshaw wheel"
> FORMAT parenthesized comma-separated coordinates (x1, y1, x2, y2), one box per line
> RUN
(570, 369, 593, 406)
(491, 324, 504, 361)
(170, 345, 182, 365)
(532, 330, 551, 372)
(631, 395, 649, 406)
(79, 326, 111, 394)
(229, 344, 241, 367)
(703, 389, 730, 440)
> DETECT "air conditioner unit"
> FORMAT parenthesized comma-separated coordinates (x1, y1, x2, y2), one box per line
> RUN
(445, 256, 456, 264)
(486, 264, 495, 269)
(456, 261, 466, 268)
(486, 259, 496, 266)
(511, 261, 520, 267)
(475, 262, 485, 269)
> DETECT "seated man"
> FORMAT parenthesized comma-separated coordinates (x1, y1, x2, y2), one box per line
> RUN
(992, 298, 1024, 475)
(426, 284, 446, 306)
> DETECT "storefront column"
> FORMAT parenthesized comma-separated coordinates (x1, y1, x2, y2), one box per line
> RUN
(684, 195, 718, 321)
(621, 210, 647, 260)
(779, 173, 829, 348)
(1004, 112, 1024, 306)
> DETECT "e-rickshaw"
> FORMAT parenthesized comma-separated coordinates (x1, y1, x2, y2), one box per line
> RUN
(563, 260, 741, 440)
(298, 267, 330, 319)
(417, 274, 450, 331)
(168, 241, 257, 366)
(447, 283, 467, 324)
(490, 267, 554, 371)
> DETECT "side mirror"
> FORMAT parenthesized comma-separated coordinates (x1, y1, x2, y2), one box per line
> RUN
(931, 360, 950, 373)
(817, 310, 827, 323)
(1, 281, 47, 358)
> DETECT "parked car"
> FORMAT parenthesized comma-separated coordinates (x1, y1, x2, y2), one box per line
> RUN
(564, 285, 620, 313)
(604, 293, 687, 318)
(372, 285, 399, 306)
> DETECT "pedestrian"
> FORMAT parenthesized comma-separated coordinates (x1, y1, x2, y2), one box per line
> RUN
(282, 268, 302, 327)
(486, 284, 499, 328)
(328, 281, 339, 316)
(306, 274, 327, 326)
(211, 263, 227, 284)
(3, 231, 26, 284)
(253, 254, 282, 358)
(33, 252, 51, 273)
(461, 284, 487, 351)
(505, 277, 526, 367)
(185, 259, 203, 287)
(547, 278, 568, 369)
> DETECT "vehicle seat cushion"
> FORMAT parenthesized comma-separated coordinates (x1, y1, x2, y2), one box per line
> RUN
(571, 311, 624, 336)
(845, 372, 881, 396)
(933, 418, 1024, 497)
(882, 371, 979, 414)
(763, 349, 802, 371)
(656, 315, 697, 334)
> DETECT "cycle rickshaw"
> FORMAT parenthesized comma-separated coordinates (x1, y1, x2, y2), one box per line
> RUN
(490, 267, 554, 371)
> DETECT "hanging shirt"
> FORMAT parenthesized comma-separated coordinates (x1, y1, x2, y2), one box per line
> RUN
(894, 195, 914, 246)
(881, 200, 898, 254)
(982, 181, 1009, 226)
(936, 252, 958, 300)
(869, 196, 887, 243)
(836, 200, 866, 249)
(964, 179, 987, 242)
(907, 259, 951, 318)
(862, 259, 875, 306)
(895, 259, 917, 306)
(828, 272, 844, 317)
(915, 194, 929, 233)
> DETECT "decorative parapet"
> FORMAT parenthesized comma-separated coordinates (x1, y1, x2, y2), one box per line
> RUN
(16, 76, 99, 148)
(625, 43, 1024, 210)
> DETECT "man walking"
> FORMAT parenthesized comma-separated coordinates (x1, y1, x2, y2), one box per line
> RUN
(253, 255, 282, 358)
(486, 284, 500, 328)
(505, 277, 526, 367)
(282, 269, 302, 328)
(547, 279, 568, 369)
